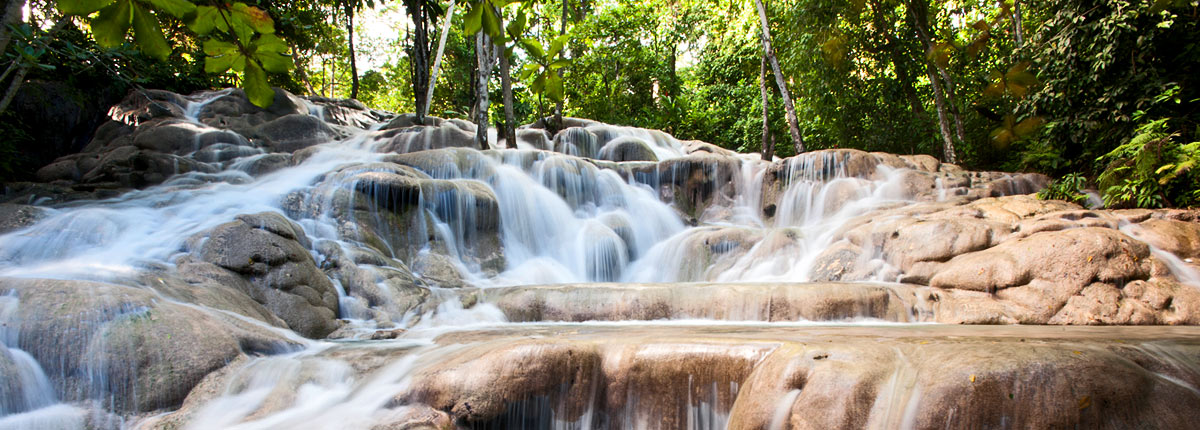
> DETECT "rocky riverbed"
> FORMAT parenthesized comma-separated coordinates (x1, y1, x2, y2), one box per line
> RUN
(1, 88, 1198, 429)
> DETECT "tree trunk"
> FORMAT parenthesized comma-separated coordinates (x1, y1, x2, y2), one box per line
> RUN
(754, 0, 804, 154)
(552, 0, 567, 132)
(1012, 0, 1024, 45)
(408, 0, 431, 123)
(909, 0, 961, 162)
(0, 0, 25, 59)
(474, 31, 491, 150)
(759, 55, 774, 161)
(0, 18, 67, 116)
(0, 62, 28, 114)
(926, 65, 957, 164)
(424, 0, 457, 118)
(344, 4, 359, 100)
(499, 46, 516, 149)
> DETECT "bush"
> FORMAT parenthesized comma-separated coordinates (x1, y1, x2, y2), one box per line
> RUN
(1096, 118, 1199, 208)
(1037, 172, 1089, 204)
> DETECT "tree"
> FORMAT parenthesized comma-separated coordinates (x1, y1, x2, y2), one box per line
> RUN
(403, 0, 443, 123)
(55, 0, 295, 108)
(908, 0, 961, 163)
(758, 54, 773, 160)
(424, 0, 457, 117)
(753, 0, 804, 154)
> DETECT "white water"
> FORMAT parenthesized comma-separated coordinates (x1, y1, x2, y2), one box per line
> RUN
(2, 93, 1199, 429)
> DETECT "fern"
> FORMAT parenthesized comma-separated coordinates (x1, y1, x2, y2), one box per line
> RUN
(1097, 118, 1200, 208)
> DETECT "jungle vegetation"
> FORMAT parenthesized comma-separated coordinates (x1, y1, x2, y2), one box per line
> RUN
(1, 0, 1197, 207)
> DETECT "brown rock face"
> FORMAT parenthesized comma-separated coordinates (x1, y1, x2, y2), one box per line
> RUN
(140, 324, 1196, 429)
(807, 195, 1200, 325)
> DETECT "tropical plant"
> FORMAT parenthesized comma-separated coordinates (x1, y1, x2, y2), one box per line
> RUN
(1097, 118, 1200, 208)
(56, 0, 294, 107)
(1037, 172, 1088, 204)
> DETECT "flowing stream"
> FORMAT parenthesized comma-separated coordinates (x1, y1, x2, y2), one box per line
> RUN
(1, 92, 1199, 429)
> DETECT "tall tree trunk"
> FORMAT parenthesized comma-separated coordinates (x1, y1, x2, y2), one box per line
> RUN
(407, 0, 431, 122)
(424, 0, 457, 118)
(0, 0, 25, 59)
(1012, 0, 1024, 45)
(344, 4, 359, 100)
(926, 65, 957, 164)
(499, 47, 516, 149)
(909, 0, 961, 162)
(551, 0, 567, 132)
(474, 31, 492, 150)
(759, 55, 774, 161)
(754, 0, 804, 154)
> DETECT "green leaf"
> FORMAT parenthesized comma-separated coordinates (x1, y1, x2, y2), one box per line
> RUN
(91, 0, 134, 48)
(521, 38, 544, 59)
(548, 58, 570, 70)
(231, 3, 274, 34)
(545, 72, 563, 102)
(204, 53, 237, 74)
(255, 34, 289, 52)
(548, 34, 569, 58)
(463, 3, 483, 35)
(253, 37, 292, 74)
(530, 72, 545, 95)
(243, 61, 274, 108)
(58, 0, 115, 15)
(506, 9, 526, 38)
(188, 5, 224, 34)
(143, 0, 196, 18)
(481, 5, 502, 40)
(202, 39, 241, 73)
(131, 3, 171, 60)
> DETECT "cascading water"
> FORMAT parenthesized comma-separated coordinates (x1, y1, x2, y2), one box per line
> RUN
(2, 90, 1200, 429)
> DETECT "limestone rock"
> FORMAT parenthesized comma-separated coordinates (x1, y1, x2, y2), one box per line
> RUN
(188, 212, 340, 338)
(0, 277, 299, 413)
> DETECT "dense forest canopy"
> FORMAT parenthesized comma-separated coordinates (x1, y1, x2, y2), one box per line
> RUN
(1, 0, 1197, 207)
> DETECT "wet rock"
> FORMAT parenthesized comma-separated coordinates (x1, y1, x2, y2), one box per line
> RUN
(516, 128, 553, 150)
(188, 212, 340, 338)
(553, 127, 600, 158)
(35, 145, 218, 188)
(305, 96, 393, 129)
(374, 121, 477, 154)
(255, 114, 338, 153)
(1125, 218, 1200, 259)
(0, 277, 299, 413)
(598, 136, 659, 162)
(0, 204, 48, 234)
(482, 282, 918, 322)
(194, 88, 309, 136)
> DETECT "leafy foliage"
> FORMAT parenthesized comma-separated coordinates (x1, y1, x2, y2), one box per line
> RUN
(1037, 172, 1088, 204)
(57, 0, 294, 107)
(1097, 118, 1200, 208)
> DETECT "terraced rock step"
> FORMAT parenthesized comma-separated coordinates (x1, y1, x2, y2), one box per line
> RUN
(146, 324, 1200, 429)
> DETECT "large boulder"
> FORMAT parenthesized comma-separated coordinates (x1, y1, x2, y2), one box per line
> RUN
(0, 277, 299, 413)
(598, 136, 659, 162)
(254, 114, 338, 153)
(186, 212, 341, 338)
